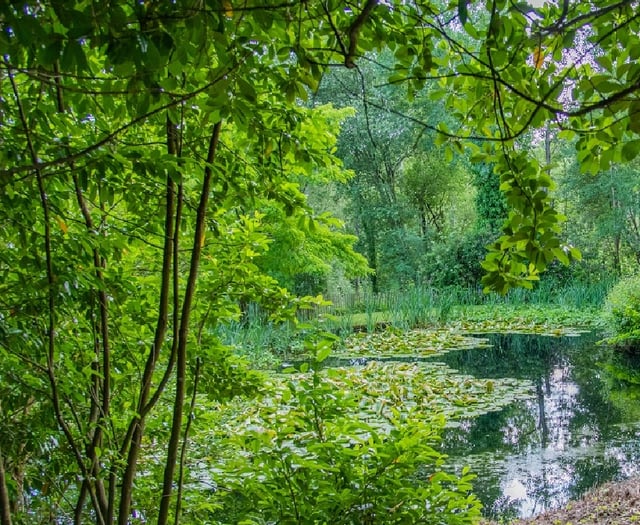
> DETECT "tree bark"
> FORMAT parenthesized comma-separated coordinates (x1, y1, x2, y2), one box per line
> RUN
(157, 120, 222, 525)
(118, 118, 180, 525)
(0, 447, 12, 525)
(364, 223, 378, 294)
(7, 60, 105, 524)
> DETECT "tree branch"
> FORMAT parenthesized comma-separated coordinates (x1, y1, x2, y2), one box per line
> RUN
(5, 59, 106, 525)
(345, 0, 379, 68)
(0, 65, 235, 179)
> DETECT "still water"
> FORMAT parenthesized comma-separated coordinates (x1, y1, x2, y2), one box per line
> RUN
(433, 333, 640, 521)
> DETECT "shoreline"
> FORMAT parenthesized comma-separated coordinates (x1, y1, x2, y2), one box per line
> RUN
(480, 476, 640, 525)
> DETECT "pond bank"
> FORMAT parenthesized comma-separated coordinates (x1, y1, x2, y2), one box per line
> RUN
(481, 476, 640, 525)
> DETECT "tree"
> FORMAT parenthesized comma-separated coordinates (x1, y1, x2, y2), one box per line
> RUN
(400, 148, 467, 244)
(250, 104, 370, 296)
(560, 156, 640, 275)
(316, 56, 463, 291)
(429, 0, 640, 290)
(317, 0, 640, 292)
(472, 161, 508, 235)
(316, 63, 419, 291)
(0, 2, 391, 522)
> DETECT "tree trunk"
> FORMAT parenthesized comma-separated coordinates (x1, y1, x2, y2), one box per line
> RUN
(536, 378, 549, 448)
(0, 447, 12, 525)
(544, 122, 552, 175)
(157, 121, 222, 525)
(613, 233, 622, 275)
(118, 119, 180, 525)
(364, 223, 378, 293)
(419, 207, 429, 248)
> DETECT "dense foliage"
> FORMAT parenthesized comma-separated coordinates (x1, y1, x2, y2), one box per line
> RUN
(2, 0, 640, 523)
(211, 353, 484, 525)
(604, 276, 640, 351)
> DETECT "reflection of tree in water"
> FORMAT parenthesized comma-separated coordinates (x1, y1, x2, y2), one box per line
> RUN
(436, 333, 640, 520)
(599, 351, 640, 421)
(568, 455, 621, 500)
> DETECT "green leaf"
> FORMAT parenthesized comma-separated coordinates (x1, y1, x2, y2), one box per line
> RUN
(39, 39, 64, 65)
(458, 0, 469, 26)
(622, 139, 640, 162)
(61, 39, 90, 74)
(316, 346, 331, 363)
(552, 247, 570, 266)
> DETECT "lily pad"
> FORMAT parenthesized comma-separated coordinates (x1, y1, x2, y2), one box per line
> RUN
(310, 361, 536, 425)
(450, 318, 590, 336)
(336, 328, 490, 358)
(258, 361, 535, 429)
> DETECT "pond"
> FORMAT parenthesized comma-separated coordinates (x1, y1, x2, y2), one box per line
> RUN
(433, 332, 640, 521)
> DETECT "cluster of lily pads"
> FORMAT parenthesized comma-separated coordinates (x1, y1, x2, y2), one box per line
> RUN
(281, 361, 535, 425)
(448, 318, 589, 336)
(185, 327, 546, 523)
(455, 305, 599, 335)
(335, 328, 490, 358)
(218, 327, 537, 432)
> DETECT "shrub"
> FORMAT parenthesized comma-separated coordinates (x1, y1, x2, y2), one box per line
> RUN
(420, 231, 494, 288)
(603, 276, 640, 351)
(211, 341, 482, 524)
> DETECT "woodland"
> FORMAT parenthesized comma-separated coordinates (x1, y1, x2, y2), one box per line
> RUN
(2, 0, 640, 524)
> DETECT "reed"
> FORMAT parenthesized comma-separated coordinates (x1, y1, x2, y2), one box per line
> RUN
(218, 279, 615, 367)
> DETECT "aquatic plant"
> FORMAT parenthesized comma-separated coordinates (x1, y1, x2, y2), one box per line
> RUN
(336, 329, 489, 358)
(196, 348, 488, 524)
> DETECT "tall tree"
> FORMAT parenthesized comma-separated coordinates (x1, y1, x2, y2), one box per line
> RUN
(0, 2, 386, 522)
(560, 157, 640, 275)
(400, 148, 466, 244)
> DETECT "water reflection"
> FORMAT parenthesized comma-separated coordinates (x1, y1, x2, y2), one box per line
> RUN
(433, 333, 640, 521)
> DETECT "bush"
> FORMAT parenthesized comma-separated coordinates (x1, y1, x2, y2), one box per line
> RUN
(420, 231, 494, 288)
(603, 276, 640, 351)
(211, 341, 482, 524)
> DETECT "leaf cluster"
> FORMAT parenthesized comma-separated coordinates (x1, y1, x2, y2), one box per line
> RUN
(208, 344, 485, 525)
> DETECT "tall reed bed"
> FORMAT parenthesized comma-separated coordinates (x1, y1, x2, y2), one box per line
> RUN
(217, 278, 616, 367)
(325, 279, 615, 329)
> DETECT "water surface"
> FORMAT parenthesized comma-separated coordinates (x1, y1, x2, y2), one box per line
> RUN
(433, 333, 640, 520)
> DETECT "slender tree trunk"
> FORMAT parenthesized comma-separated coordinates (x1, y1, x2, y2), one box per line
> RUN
(157, 121, 222, 525)
(419, 207, 428, 248)
(364, 224, 378, 294)
(0, 446, 12, 525)
(544, 122, 552, 175)
(72, 175, 110, 519)
(118, 113, 187, 525)
(611, 186, 622, 276)
(7, 60, 105, 525)
(174, 358, 201, 524)
(536, 379, 549, 448)
(613, 234, 622, 275)
(118, 122, 179, 524)
(55, 61, 109, 519)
